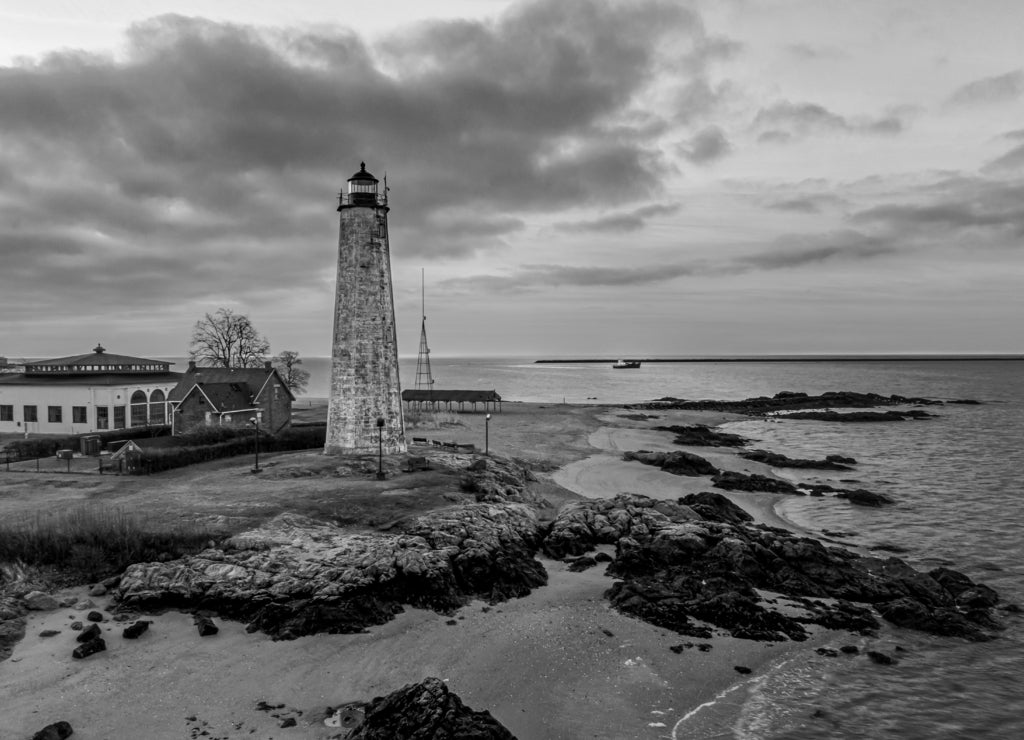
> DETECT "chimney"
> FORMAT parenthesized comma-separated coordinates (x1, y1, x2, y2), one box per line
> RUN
(264, 360, 272, 370)
(188, 360, 197, 372)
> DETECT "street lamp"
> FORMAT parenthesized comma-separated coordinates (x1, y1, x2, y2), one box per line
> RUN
(249, 417, 261, 473)
(376, 416, 386, 480)
(485, 413, 491, 456)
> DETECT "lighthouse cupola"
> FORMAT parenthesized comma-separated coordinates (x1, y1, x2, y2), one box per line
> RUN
(343, 161, 381, 208)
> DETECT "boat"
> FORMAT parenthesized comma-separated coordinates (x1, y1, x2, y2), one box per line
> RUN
(612, 359, 641, 369)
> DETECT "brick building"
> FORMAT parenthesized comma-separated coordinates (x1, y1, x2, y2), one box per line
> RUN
(167, 361, 294, 436)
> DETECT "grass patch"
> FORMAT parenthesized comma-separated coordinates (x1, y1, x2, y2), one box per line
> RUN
(0, 504, 216, 582)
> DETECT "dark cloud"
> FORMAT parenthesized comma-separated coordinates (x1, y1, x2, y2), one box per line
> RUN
(785, 44, 845, 60)
(678, 125, 731, 164)
(438, 261, 699, 293)
(737, 230, 894, 270)
(553, 203, 680, 233)
(0, 1, 714, 319)
(946, 70, 1024, 107)
(753, 101, 904, 141)
(766, 194, 846, 214)
(982, 142, 1024, 173)
(852, 196, 1024, 237)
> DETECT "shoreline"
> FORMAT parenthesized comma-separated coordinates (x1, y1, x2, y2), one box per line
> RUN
(0, 400, 995, 739)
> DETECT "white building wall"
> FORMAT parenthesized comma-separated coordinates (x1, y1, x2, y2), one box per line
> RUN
(0, 381, 177, 435)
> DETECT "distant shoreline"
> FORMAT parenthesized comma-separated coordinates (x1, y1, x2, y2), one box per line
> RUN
(535, 355, 1024, 363)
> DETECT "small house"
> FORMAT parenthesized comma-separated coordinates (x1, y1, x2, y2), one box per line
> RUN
(168, 361, 294, 435)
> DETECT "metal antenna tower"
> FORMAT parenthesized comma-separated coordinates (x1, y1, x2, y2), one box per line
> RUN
(414, 268, 435, 392)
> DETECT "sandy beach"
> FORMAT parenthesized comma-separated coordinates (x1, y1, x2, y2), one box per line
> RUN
(1, 403, 834, 740)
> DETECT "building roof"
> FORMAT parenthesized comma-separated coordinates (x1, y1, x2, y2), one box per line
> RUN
(167, 364, 296, 407)
(0, 372, 181, 387)
(402, 389, 502, 402)
(348, 162, 378, 182)
(24, 344, 171, 375)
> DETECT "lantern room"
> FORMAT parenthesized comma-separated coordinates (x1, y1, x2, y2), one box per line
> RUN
(343, 162, 381, 207)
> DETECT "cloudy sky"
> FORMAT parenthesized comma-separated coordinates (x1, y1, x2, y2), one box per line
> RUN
(1, 0, 1022, 359)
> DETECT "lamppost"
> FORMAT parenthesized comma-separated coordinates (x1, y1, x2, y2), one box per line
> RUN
(376, 416, 386, 480)
(249, 417, 261, 473)
(485, 413, 491, 456)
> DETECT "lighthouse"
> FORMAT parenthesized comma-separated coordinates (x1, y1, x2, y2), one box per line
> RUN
(325, 162, 407, 454)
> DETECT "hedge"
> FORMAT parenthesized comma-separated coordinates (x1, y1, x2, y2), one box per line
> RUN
(2, 425, 171, 461)
(140, 425, 326, 474)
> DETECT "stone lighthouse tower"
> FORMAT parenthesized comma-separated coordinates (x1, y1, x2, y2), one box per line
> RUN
(325, 162, 407, 454)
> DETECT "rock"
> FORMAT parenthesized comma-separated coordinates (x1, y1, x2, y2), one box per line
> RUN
(279, 717, 297, 728)
(544, 494, 700, 558)
(72, 600, 95, 611)
(840, 645, 859, 654)
(70, 621, 83, 631)
(626, 390, 942, 415)
(194, 615, 219, 637)
(86, 610, 104, 622)
(622, 450, 719, 477)
(347, 677, 516, 739)
(712, 471, 799, 494)
(30, 721, 73, 740)
(76, 624, 101, 643)
(680, 492, 753, 525)
(566, 556, 599, 572)
(123, 620, 151, 639)
(38, 630, 61, 638)
(101, 575, 122, 589)
(816, 647, 839, 657)
(778, 410, 934, 422)
(740, 449, 855, 471)
(835, 489, 894, 507)
(458, 456, 542, 505)
(23, 591, 59, 611)
(72, 636, 106, 659)
(866, 650, 896, 665)
(654, 425, 749, 447)
(119, 505, 546, 640)
(734, 666, 752, 674)
(575, 495, 1000, 643)
(88, 584, 107, 597)
(594, 552, 613, 563)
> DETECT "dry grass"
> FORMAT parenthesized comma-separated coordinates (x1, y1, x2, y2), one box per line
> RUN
(0, 504, 215, 582)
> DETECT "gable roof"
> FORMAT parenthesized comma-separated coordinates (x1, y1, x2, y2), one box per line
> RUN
(167, 365, 296, 406)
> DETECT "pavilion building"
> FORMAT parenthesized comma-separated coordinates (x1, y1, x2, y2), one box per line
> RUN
(0, 344, 181, 435)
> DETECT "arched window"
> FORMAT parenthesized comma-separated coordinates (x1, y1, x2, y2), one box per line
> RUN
(149, 389, 167, 426)
(130, 390, 148, 427)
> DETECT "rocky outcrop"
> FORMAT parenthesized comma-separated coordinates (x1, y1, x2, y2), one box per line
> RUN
(542, 494, 700, 559)
(348, 677, 516, 739)
(712, 471, 800, 494)
(655, 425, 749, 447)
(543, 494, 1001, 642)
(628, 391, 943, 415)
(680, 492, 753, 525)
(835, 489, 894, 507)
(118, 504, 546, 639)
(778, 410, 934, 422)
(31, 721, 74, 740)
(459, 456, 544, 507)
(739, 449, 855, 470)
(622, 450, 719, 477)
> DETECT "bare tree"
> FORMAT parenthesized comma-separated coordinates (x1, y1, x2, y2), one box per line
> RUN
(272, 350, 311, 395)
(189, 308, 270, 368)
